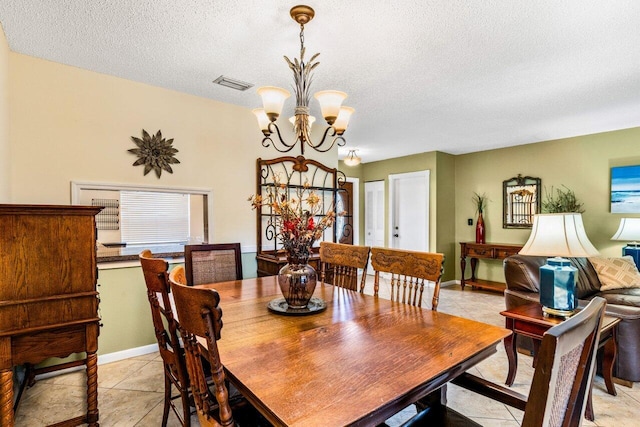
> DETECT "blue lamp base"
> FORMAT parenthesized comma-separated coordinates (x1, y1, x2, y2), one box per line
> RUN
(623, 245, 640, 268)
(539, 257, 578, 318)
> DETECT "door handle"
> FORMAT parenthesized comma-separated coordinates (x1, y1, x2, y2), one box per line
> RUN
(394, 234, 399, 237)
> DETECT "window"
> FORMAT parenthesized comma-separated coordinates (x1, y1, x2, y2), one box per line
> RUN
(71, 181, 212, 245)
(120, 191, 189, 244)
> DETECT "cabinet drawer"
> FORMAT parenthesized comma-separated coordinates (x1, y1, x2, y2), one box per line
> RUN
(495, 247, 520, 258)
(467, 246, 495, 258)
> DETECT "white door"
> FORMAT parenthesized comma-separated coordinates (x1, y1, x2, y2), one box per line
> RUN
(389, 171, 429, 251)
(365, 180, 385, 273)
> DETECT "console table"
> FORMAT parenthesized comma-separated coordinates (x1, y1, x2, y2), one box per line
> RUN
(459, 242, 522, 292)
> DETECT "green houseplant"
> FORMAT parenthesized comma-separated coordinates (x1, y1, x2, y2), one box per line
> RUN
(542, 185, 585, 213)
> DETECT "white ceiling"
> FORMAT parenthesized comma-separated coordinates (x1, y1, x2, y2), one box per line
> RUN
(1, 1, 639, 163)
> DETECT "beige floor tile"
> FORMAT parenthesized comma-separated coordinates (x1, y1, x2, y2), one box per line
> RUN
(98, 359, 154, 389)
(112, 360, 166, 393)
(15, 383, 87, 426)
(98, 388, 163, 426)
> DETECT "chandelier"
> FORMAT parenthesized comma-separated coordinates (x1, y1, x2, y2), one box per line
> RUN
(253, 5, 354, 155)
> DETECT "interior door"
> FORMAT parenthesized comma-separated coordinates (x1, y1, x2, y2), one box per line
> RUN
(365, 180, 385, 273)
(389, 171, 429, 251)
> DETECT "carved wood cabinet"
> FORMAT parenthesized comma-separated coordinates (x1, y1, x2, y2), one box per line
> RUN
(0, 204, 102, 426)
(255, 156, 348, 277)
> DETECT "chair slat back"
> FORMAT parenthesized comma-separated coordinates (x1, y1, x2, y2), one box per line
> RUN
(139, 250, 192, 426)
(169, 265, 231, 427)
(523, 296, 606, 427)
(319, 242, 371, 292)
(370, 247, 444, 310)
(185, 243, 243, 286)
(139, 250, 187, 382)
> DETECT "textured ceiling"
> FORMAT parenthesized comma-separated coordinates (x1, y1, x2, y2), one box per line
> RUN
(1, 1, 640, 163)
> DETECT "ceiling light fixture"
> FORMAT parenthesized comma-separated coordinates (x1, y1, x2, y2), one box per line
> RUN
(253, 5, 354, 155)
(343, 149, 361, 166)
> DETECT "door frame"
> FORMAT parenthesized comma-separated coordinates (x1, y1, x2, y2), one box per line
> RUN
(388, 170, 430, 251)
(345, 177, 360, 245)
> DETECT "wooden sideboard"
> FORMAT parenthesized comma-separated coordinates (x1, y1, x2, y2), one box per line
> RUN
(459, 242, 522, 292)
(0, 204, 102, 426)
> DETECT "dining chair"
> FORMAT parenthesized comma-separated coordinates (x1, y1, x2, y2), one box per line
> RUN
(184, 243, 243, 286)
(370, 247, 445, 310)
(401, 296, 607, 427)
(168, 265, 270, 427)
(319, 241, 371, 292)
(139, 250, 192, 427)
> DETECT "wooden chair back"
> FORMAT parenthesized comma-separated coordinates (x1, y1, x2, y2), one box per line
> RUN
(168, 265, 232, 427)
(522, 296, 606, 426)
(319, 242, 370, 292)
(403, 297, 607, 426)
(370, 247, 445, 310)
(139, 250, 191, 426)
(185, 243, 243, 286)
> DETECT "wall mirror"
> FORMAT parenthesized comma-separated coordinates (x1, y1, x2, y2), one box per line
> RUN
(503, 175, 541, 228)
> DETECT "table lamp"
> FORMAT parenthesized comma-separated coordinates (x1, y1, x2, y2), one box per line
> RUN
(519, 213, 599, 317)
(611, 218, 640, 268)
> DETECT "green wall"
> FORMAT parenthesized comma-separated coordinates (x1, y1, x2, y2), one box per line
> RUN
(341, 127, 640, 285)
(455, 127, 640, 283)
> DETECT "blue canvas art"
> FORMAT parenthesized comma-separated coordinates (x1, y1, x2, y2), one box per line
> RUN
(611, 165, 640, 213)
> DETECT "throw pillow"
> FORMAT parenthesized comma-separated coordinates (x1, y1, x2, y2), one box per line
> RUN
(588, 256, 640, 291)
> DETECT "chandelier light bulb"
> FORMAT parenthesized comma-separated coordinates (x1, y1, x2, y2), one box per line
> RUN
(314, 90, 347, 125)
(333, 106, 355, 135)
(257, 86, 290, 121)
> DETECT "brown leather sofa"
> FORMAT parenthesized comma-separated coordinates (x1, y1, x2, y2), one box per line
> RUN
(504, 254, 640, 383)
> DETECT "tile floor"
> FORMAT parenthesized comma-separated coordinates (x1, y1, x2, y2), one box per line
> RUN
(14, 281, 640, 426)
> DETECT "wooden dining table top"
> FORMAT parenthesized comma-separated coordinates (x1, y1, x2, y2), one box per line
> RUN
(195, 276, 511, 427)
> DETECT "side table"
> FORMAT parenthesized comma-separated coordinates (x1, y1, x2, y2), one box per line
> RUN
(459, 242, 522, 292)
(500, 303, 619, 421)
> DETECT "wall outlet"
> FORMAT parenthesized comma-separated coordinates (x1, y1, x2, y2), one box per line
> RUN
(468, 218, 473, 226)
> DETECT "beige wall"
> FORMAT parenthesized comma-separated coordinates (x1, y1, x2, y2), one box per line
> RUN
(7, 53, 338, 356)
(0, 25, 9, 202)
(455, 127, 640, 282)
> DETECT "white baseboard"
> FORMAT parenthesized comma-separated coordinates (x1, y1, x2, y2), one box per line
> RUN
(98, 343, 159, 365)
(34, 344, 159, 380)
(441, 280, 459, 288)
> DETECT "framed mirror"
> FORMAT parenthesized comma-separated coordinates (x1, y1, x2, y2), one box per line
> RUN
(503, 175, 541, 228)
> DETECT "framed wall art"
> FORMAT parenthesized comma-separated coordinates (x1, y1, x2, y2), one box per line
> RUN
(611, 164, 640, 213)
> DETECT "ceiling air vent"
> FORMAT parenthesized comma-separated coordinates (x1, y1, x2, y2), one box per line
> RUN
(212, 75, 253, 91)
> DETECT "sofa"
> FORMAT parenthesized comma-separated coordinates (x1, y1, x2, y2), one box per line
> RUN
(504, 254, 640, 383)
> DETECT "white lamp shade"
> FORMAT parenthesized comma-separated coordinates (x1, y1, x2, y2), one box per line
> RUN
(519, 213, 600, 257)
(333, 106, 355, 134)
(257, 86, 290, 119)
(252, 108, 271, 131)
(611, 218, 640, 241)
(314, 90, 347, 123)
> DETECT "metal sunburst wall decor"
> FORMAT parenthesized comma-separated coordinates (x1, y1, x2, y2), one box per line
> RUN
(128, 129, 180, 178)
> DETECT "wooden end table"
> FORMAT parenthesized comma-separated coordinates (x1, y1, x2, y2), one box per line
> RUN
(500, 303, 619, 421)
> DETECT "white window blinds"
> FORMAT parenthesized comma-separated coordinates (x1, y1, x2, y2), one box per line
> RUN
(120, 191, 190, 244)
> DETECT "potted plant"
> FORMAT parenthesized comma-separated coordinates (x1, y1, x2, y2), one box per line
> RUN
(542, 185, 585, 213)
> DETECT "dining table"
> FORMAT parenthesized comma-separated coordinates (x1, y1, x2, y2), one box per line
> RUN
(194, 276, 511, 426)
